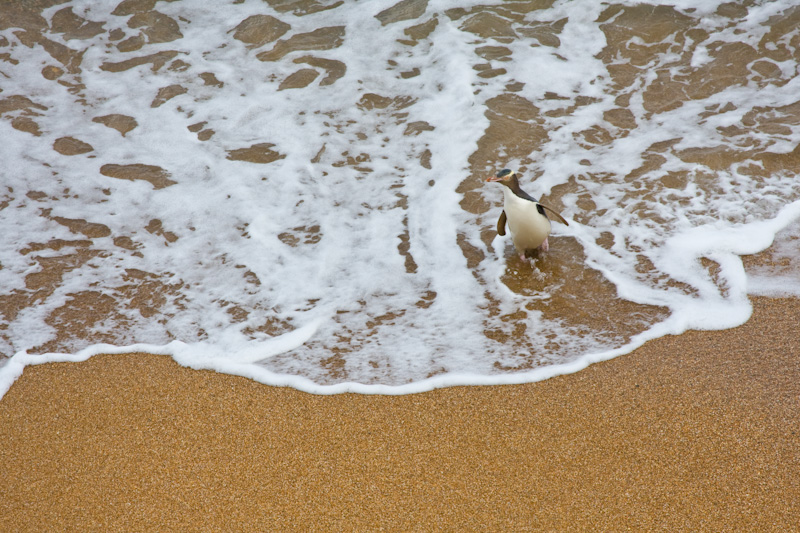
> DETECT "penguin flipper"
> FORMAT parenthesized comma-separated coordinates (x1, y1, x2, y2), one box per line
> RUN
(538, 203, 569, 226)
(497, 210, 507, 236)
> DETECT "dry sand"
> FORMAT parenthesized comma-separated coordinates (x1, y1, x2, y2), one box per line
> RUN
(1, 296, 798, 531)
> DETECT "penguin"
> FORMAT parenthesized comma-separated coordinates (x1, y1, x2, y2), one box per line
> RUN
(486, 168, 568, 262)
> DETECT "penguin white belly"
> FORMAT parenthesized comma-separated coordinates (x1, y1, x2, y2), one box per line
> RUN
(503, 191, 551, 253)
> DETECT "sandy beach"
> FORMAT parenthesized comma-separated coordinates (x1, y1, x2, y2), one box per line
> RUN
(1, 295, 797, 531)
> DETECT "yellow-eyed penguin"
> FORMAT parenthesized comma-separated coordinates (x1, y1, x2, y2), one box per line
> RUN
(486, 168, 568, 261)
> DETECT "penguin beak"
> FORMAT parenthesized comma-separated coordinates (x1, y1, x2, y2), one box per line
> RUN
(487, 170, 513, 182)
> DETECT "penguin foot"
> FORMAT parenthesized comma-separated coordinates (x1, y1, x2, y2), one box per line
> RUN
(539, 238, 549, 253)
(519, 253, 530, 263)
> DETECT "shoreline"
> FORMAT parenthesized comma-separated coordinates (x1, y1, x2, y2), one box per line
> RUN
(1, 295, 799, 530)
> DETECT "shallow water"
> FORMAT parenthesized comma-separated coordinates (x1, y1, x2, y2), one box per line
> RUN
(1, 0, 799, 394)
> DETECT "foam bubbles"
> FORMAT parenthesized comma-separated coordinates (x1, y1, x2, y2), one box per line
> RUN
(1, 0, 799, 396)
(747, 215, 800, 297)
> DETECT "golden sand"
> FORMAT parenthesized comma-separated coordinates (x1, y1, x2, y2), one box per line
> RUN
(1, 296, 799, 531)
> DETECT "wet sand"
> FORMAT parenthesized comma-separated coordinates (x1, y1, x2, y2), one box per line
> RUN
(1, 295, 799, 531)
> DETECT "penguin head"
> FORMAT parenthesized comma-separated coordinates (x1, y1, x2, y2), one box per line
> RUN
(486, 168, 518, 184)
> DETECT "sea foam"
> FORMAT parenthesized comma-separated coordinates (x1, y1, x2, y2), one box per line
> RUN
(1, 0, 799, 397)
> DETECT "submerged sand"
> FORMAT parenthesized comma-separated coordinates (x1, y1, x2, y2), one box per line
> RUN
(1, 295, 798, 531)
